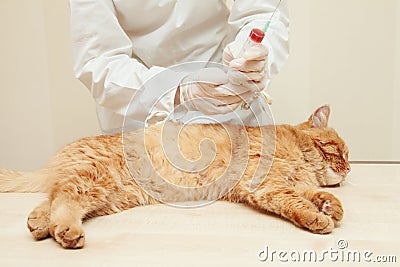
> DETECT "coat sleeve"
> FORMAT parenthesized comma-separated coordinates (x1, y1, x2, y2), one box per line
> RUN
(228, 0, 289, 82)
(69, 0, 186, 124)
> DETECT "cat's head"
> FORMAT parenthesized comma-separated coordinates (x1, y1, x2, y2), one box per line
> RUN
(297, 105, 351, 186)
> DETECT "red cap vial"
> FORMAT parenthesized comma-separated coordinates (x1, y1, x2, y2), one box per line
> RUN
(249, 28, 265, 43)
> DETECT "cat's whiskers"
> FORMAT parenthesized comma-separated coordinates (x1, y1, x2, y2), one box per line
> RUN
(343, 180, 357, 187)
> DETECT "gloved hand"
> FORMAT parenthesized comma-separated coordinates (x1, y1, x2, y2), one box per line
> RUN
(223, 42, 269, 91)
(176, 68, 254, 115)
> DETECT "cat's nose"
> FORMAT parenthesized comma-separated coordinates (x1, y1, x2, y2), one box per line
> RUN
(346, 165, 351, 173)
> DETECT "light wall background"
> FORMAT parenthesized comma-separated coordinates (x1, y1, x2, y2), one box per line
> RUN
(0, 0, 399, 171)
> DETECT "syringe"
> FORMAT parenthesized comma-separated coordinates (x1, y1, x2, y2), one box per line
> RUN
(239, 0, 282, 110)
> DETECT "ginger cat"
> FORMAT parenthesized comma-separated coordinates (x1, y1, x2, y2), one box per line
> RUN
(0, 105, 350, 249)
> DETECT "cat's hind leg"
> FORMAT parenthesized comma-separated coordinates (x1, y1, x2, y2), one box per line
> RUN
(48, 196, 85, 249)
(48, 189, 141, 249)
(47, 177, 143, 249)
(27, 200, 51, 240)
(28, 197, 86, 249)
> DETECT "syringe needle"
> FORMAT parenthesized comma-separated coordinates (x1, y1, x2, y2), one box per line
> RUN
(262, 0, 282, 32)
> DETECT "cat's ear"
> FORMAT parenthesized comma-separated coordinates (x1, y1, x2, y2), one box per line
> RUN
(308, 105, 330, 128)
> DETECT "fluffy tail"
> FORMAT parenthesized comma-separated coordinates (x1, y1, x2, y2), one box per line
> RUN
(0, 168, 50, 193)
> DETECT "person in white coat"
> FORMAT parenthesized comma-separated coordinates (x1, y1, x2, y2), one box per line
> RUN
(69, 0, 289, 134)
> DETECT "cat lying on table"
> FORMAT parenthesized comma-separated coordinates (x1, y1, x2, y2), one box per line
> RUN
(0, 105, 350, 249)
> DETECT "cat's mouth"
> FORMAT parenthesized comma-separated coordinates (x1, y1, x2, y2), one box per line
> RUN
(323, 183, 342, 188)
(324, 166, 349, 187)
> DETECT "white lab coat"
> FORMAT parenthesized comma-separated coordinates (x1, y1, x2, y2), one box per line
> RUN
(70, 0, 289, 134)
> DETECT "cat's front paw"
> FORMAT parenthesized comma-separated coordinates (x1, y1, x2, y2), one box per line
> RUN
(49, 223, 85, 249)
(293, 210, 334, 234)
(312, 191, 343, 223)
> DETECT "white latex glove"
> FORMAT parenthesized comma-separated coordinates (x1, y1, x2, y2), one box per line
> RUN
(176, 68, 254, 115)
(223, 42, 269, 91)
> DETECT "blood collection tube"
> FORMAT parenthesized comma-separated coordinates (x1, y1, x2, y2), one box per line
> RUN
(239, 28, 266, 110)
(238, 28, 265, 57)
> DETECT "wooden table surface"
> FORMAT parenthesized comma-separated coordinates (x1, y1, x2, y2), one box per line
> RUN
(1, 164, 399, 266)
